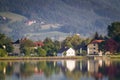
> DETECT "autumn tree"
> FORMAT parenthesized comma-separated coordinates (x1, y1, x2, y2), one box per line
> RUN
(105, 39, 118, 54)
(107, 22, 120, 52)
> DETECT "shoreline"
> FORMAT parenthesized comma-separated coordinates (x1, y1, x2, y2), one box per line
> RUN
(0, 56, 85, 61)
(0, 55, 120, 61)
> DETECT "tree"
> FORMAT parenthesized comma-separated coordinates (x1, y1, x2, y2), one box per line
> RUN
(107, 22, 120, 52)
(108, 22, 120, 39)
(20, 39, 35, 48)
(93, 32, 99, 40)
(42, 38, 55, 56)
(62, 36, 72, 48)
(71, 34, 83, 49)
(62, 34, 82, 49)
(53, 40, 61, 55)
(105, 39, 118, 54)
(98, 41, 106, 53)
(23, 48, 31, 56)
(0, 33, 13, 53)
(0, 49, 7, 57)
(36, 47, 46, 57)
(20, 39, 35, 55)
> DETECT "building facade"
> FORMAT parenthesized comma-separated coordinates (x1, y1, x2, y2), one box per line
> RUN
(87, 40, 104, 55)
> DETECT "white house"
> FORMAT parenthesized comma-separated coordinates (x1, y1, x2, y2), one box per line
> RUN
(57, 47, 76, 57)
(66, 48, 75, 56)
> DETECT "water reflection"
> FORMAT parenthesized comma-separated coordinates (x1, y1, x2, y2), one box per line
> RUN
(0, 60, 120, 80)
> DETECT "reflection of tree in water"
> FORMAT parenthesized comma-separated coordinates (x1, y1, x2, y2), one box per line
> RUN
(36, 61, 61, 78)
(0, 60, 119, 80)
(6, 62, 13, 75)
(98, 61, 120, 80)
(0, 70, 5, 80)
(0, 62, 7, 80)
(20, 62, 34, 77)
(64, 70, 83, 80)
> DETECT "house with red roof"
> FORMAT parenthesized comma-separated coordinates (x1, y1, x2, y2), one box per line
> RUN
(87, 40, 104, 55)
(34, 41, 44, 49)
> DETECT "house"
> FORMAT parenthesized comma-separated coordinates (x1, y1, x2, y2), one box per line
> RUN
(25, 20, 36, 26)
(87, 40, 104, 55)
(12, 40, 20, 55)
(34, 41, 44, 49)
(57, 47, 76, 57)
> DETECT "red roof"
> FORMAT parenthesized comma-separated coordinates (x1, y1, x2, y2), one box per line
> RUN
(91, 40, 104, 44)
(34, 41, 44, 47)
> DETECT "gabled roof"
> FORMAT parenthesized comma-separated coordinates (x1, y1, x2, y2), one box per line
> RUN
(34, 41, 44, 47)
(90, 40, 104, 44)
(12, 40, 20, 44)
(58, 47, 70, 53)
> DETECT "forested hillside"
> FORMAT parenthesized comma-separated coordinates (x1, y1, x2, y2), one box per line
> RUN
(0, 0, 120, 40)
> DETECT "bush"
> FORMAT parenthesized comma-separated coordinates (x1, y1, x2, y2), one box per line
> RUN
(0, 49, 7, 57)
(36, 47, 46, 57)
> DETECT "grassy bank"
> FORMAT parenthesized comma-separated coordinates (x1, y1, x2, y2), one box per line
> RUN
(0, 55, 120, 61)
(109, 55, 120, 59)
(0, 56, 85, 61)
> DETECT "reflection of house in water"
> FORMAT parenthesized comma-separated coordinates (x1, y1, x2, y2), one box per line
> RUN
(34, 67, 43, 75)
(98, 60, 103, 67)
(87, 60, 99, 73)
(105, 60, 111, 66)
(57, 60, 76, 72)
(13, 62, 20, 78)
(66, 60, 76, 72)
(78, 60, 88, 73)
(57, 60, 88, 72)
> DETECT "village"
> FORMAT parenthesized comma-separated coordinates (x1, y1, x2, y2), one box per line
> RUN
(11, 37, 107, 57)
(0, 22, 120, 59)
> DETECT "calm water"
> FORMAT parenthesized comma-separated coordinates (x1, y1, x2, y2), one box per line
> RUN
(0, 60, 120, 80)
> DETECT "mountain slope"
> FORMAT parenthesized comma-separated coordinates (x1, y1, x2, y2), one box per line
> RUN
(0, 0, 120, 40)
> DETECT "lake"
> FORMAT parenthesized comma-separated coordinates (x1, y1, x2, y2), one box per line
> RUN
(0, 59, 120, 80)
